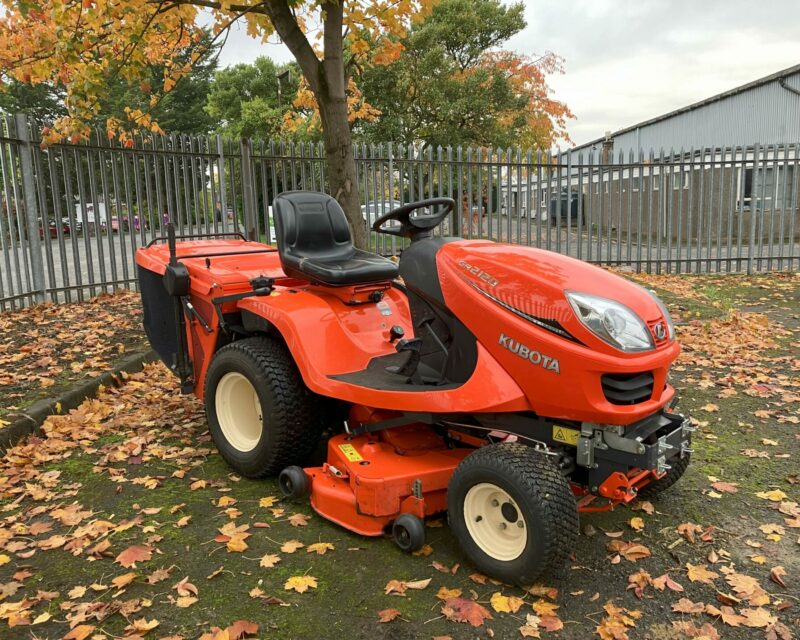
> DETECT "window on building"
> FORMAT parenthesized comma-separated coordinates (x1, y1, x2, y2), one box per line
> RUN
(778, 165, 795, 207)
(736, 167, 757, 208)
(674, 169, 690, 190)
(743, 167, 753, 205)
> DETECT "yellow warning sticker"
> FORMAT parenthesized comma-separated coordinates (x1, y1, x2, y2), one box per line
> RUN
(338, 443, 363, 462)
(552, 425, 580, 446)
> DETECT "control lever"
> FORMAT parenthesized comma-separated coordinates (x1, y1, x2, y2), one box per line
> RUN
(389, 325, 405, 343)
(386, 337, 422, 378)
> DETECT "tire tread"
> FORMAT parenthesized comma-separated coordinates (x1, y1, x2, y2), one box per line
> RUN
(449, 443, 579, 583)
(637, 453, 691, 499)
(206, 337, 322, 478)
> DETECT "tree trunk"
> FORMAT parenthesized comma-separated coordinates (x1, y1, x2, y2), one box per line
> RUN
(318, 96, 366, 249)
(259, 0, 365, 248)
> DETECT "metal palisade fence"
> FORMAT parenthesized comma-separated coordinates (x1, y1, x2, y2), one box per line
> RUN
(1, 112, 798, 310)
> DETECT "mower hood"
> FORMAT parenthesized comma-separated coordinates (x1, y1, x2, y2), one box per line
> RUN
(438, 240, 670, 356)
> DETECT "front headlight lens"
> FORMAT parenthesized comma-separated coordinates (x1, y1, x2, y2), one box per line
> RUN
(566, 291, 654, 352)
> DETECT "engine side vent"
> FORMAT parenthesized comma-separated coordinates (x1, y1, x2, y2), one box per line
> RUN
(601, 372, 654, 405)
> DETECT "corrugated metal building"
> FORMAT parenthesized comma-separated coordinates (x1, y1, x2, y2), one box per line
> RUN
(574, 63, 800, 154)
(499, 65, 800, 249)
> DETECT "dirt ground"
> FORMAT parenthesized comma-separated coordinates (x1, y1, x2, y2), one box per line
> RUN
(0, 273, 797, 640)
(0, 290, 148, 422)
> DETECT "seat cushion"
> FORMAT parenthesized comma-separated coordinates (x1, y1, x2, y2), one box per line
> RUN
(300, 249, 398, 286)
(274, 191, 398, 286)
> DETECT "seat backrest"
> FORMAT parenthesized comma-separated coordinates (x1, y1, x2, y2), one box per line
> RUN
(273, 191, 355, 276)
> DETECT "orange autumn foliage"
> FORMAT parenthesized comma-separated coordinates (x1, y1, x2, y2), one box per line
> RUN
(0, 0, 433, 143)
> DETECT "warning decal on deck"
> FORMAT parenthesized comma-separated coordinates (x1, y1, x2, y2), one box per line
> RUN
(338, 443, 364, 462)
(552, 425, 580, 446)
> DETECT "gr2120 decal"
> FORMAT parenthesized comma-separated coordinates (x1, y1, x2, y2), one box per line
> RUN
(458, 260, 499, 287)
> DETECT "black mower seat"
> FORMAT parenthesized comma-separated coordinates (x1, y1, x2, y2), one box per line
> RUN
(273, 191, 399, 286)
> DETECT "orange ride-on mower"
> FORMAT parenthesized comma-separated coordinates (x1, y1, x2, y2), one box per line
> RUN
(135, 191, 692, 585)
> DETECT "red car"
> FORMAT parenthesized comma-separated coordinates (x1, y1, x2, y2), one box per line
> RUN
(38, 218, 70, 239)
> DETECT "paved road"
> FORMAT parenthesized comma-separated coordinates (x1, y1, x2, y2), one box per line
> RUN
(2, 215, 798, 309)
(0, 222, 249, 307)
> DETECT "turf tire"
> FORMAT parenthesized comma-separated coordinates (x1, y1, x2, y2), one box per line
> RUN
(447, 443, 579, 585)
(637, 453, 691, 499)
(205, 337, 323, 478)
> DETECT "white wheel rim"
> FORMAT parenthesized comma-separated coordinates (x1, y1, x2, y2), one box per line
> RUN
(463, 482, 528, 561)
(215, 372, 263, 452)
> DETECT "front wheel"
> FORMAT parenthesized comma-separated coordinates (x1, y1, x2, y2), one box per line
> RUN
(638, 453, 691, 499)
(448, 443, 578, 585)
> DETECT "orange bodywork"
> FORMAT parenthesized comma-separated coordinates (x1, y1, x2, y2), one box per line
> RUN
(135, 238, 678, 424)
(135, 235, 684, 533)
(574, 468, 666, 513)
(305, 427, 470, 535)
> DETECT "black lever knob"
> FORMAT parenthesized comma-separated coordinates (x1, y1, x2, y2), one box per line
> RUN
(389, 325, 405, 343)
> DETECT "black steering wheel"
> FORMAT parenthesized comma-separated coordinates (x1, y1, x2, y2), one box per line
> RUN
(371, 198, 455, 238)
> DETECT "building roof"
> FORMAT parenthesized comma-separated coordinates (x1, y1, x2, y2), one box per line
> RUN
(572, 62, 800, 151)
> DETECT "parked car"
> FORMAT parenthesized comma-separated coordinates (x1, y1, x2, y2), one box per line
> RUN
(65, 217, 82, 235)
(361, 200, 402, 228)
(38, 217, 70, 239)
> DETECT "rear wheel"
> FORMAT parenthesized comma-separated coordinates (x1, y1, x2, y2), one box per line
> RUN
(638, 453, 691, 499)
(448, 443, 578, 585)
(205, 337, 323, 478)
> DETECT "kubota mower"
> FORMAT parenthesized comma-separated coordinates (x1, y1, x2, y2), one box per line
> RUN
(136, 191, 692, 584)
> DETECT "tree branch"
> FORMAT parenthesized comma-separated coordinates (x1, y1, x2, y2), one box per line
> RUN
(155, 0, 321, 94)
(260, 1, 321, 94)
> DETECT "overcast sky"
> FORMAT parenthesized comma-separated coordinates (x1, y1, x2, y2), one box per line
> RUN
(212, 0, 800, 146)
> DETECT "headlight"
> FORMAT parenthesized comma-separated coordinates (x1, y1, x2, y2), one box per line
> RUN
(566, 291, 654, 352)
(647, 290, 675, 341)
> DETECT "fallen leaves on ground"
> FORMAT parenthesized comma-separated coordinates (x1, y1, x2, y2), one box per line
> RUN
(259, 553, 281, 568)
(0, 290, 145, 421)
(306, 542, 334, 555)
(441, 596, 493, 627)
(489, 591, 524, 613)
(288, 513, 311, 527)
(198, 620, 259, 640)
(384, 578, 431, 596)
(115, 544, 152, 568)
(595, 602, 641, 640)
(607, 540, 652, 562)
(283, 575, 318, 593)
(0, 275, 797, 638)
(686, 563, 719, 584)
(280, 540, 304, 553)
(377, 608, 402, 623)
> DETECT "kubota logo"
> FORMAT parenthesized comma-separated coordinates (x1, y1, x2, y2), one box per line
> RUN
(498, 333, 560, 373)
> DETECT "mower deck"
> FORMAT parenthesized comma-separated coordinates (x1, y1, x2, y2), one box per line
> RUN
(305, 426, 471, 536)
